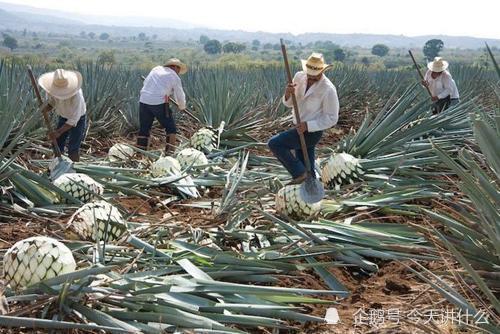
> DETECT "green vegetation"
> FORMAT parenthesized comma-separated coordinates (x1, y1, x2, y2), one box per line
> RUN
(199, 34, 209, 45)
(204, 39, 222, 54)
(2, 33, 17, 51)
(99, 32, 110, 40)
(1, 29, 498, 71)
(0, 24, 500, 333)
(1, 52, 498, 331)
(423, 38, 444, 61)
(371, 43, 389, 57)
(223, 42, 246, 54)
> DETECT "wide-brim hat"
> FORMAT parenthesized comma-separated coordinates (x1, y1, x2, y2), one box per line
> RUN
(301, 52, 332, 76)
(164, 58, 188, 75)
(427, 57, 449, 72)
(38, 69, 82, 100)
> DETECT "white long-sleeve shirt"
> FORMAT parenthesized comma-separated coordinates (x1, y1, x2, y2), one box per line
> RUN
(424, 70, 459, 100)
(140, 66, 186, 109)
(48, 89, 86, 127)
(282, 71, 339, 132)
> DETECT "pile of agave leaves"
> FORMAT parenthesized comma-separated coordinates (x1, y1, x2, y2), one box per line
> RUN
(0, 48, 499, 333)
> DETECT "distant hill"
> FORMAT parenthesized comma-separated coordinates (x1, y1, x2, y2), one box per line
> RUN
(0, 1, 199, 29)
(1, 2, 499, 49)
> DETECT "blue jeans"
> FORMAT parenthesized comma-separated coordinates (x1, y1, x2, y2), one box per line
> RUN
(268, 129, 323, 178)
(137, 102, 176, 148)
(56, 115, 86, 154)
(449, 98, 459, 107)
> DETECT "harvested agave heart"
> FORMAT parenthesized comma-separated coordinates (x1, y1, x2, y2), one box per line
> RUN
(3, 236, 76, 289)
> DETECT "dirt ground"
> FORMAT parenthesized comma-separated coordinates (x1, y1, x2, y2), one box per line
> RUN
(291, 262, 471, 334)
(0, 219, 472, 334)
(0, 107, 481, 334)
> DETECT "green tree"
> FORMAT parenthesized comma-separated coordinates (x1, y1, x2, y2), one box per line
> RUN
(2, 34, 18, 51)
(361, 56, 370, 66)
(223, 42, 246, 53)
(315, 40, 338, 50)
(423, 39, 444, 61)
(333, 48, 346, 62)
(204, 39, 222, 54)
(252, 39, 260, 48)
(234, 43, 246, 53)
(88, 32, 96, 39)
(263, 43, 273, 50)
(138, 32, 147, 41)
(199, 35, 210, 45)
(99, 32, 110, 40)
(371, 44, 389, 57)
(223, 42, 234, 53)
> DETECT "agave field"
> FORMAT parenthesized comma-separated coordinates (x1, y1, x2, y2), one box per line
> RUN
(0, 50, 499, 334)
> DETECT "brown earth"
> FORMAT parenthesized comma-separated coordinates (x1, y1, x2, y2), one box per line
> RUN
(0, 107, 480, 334)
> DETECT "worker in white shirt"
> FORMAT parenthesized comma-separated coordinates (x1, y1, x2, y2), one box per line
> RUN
(138, 58, 187, 154)
(39, 69, 87, 162)
(268, 53, 339, 184)
(422, 57, 459, 113)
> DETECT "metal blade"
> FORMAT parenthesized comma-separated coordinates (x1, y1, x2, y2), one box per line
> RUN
(299, 176, 325, 204)
(49, 158, 74, 181)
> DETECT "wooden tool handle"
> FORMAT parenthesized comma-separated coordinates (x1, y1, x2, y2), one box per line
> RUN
(280, 39, 312, 172)
(27, 66, 62, 157)
(408, 50, 433, 97)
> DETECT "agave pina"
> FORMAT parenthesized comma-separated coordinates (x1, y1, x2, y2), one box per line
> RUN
(3, 236, 76, 289)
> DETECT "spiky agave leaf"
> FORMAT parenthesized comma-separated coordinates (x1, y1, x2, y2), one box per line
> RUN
(53, 173, 104, 203)
(321, 153, 364, 190)
(67, 200, 128, 242)
(275, 185, 321, 219)
(3, 236, 76, 289)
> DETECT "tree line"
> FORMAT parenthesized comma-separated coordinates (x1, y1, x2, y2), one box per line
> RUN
(2, 30, 447, 63)
(197, 34, 445, 61)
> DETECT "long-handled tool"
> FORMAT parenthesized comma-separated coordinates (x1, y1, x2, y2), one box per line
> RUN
(280, 39, 324, 204)
(408, 50, 433, 97)
(408, 51, 445, 113)
(27, 66, 74, 180)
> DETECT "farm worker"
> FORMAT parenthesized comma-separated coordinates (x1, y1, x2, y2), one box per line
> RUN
(39, 69, 86, 162)
(268, 53, 339, 184)
(422, 57, 459, 113)
(137, 58, 187, 154)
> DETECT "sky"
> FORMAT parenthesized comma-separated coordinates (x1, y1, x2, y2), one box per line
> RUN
(2, 0, 500, 39)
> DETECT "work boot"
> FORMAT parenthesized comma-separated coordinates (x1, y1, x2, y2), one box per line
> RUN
(137, 136, 149, 151)
(68, 151, 80, 162)
(165, 134, 176, 156)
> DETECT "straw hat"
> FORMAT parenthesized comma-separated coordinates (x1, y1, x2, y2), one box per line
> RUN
(38, 69, 82, 100)
(164, 58, 188, 75)
(427, 57, 449, 72)
(301, 53, 331, 76)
